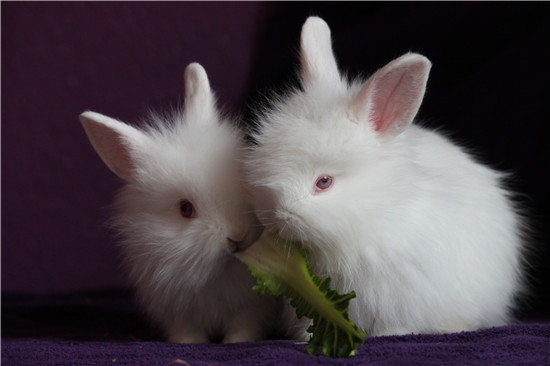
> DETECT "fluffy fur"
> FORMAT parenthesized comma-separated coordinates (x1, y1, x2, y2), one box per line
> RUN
(80, 63, 283, 343)
(245, 17, 526, 336)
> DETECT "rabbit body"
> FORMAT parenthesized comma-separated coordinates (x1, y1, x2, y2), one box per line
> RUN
(245, 17, 526, 336)
(80, 63, 281, 343)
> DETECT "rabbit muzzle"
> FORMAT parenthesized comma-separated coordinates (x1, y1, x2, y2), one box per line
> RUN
(227, 224, 265, 253)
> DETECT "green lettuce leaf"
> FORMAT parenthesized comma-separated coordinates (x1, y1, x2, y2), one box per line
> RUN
(235, 231, 367, 358)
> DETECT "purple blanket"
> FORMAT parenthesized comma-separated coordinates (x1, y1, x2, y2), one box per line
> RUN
(2, 325, 549, 366)
(2, 292, 549, 366)
(3, 325, 550, 366)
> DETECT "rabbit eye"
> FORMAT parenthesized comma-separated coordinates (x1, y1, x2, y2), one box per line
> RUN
(315, 175, 333, 193)
(179, 199, 196, 218)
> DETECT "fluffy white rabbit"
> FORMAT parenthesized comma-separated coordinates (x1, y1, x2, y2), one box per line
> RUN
(245, 17, 527, 336)
(80, 63, 283, 343)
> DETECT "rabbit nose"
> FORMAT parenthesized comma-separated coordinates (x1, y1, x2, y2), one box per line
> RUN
(228, 225, 265, 253)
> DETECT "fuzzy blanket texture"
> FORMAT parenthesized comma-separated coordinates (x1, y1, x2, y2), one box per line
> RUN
(2, 292, 550, 366)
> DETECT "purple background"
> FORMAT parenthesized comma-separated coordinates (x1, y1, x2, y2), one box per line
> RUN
(2, 2, 550, 319)
(2, 2, 267, 293)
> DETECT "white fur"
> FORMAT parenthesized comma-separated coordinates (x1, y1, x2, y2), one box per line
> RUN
(245, 17, 526, 336)
(80, 63, 283, 343)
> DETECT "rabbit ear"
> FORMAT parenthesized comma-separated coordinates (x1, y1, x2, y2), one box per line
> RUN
(300, 16, 341, 88)
(79, 111, 149, 182)
(183, 62, 216, 122)
(352, 53, 431, 137)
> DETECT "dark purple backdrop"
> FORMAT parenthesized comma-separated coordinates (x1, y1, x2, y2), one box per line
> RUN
(2, 2, 549, 319)
(2, 2, 267, 294)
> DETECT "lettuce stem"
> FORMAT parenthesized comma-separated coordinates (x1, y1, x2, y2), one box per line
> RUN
(235, 231, 367, 357)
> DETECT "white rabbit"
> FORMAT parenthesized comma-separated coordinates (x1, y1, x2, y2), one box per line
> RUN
(245, 17, 527, 336)
(80, 63, 283, 343)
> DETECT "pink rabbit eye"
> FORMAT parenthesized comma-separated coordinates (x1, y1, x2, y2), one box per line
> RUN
(179, 199, 195, 218)
(315, 175, 333, 193)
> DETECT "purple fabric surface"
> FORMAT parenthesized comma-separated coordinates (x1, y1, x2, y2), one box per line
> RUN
(3, 324, 550, 366)
(2, 293, 550, 366)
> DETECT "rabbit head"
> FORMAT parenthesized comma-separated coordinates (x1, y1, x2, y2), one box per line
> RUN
(81, 63, 261, 289)
(246, 18, 431, 266)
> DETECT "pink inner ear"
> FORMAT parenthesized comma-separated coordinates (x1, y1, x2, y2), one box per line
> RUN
(99, 132, 136, 181)
(83, 120, 136, 182)
(354, 57, 430, 137)
(371, 70, 409, 133)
